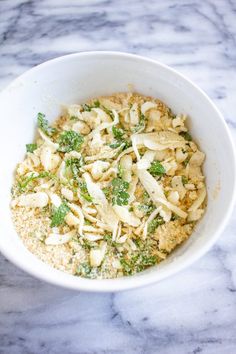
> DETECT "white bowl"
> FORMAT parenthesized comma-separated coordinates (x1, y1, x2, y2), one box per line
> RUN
(0, 51, 235, 292)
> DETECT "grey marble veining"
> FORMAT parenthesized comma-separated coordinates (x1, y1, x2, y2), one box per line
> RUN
(1, 0, 236, 353)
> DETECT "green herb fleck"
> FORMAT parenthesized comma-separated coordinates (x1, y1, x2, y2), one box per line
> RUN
(138, 255, 157, 269)
(26, 143, 37, 153)
(78, 181, 93, 202)
(133, 238, 143, 249)
(111, 177, 130, 206)
(50, 202, 70, 227)
(147, 216, 164, 234)
(81, 239, 93, 250)
(70, 116, 78, 121)
(42, 205, 50, 215)
(120, 253, 157, 276)
(109, 126, 131, 150)
(180, 131, 192, 141)
(103, 233, 113, 243)
(149, 161, 165, 176)
(81, 100, 115, 120)
(81, 193, 93, 202)
(102, 187, 111, 199)
(120, 257, 133, 275)
(58, 130, 84, 153)
(183, 157, 190, 167)
(82, 104, 92, 112)
(17, 171, 54, 192)
(109, 140, 131, 150)
(143, 191, 149, 200)
(101, 105, 114, 119)
(76, 263, 92, 278)
(138, 203, 156, 215)
(93, 100, 100, 107)
(117, 163, 124, 179)
(65, 157, 84, 180)
(82, 100, 100, 112)
(132, 113, 146, 133)
(182, 175, 188, 185)
(171, 214, 179, 221)
(112, 126, 124, 139)
(109, 141, 123, 149)
(37, 112, 56, 136)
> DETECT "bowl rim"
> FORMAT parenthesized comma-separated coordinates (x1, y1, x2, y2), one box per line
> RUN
(1, 50, 236, 292)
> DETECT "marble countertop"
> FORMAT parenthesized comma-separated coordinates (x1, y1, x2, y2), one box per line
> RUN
(1, 0, 236, 353)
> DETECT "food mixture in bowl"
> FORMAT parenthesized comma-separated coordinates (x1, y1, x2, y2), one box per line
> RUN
(11, 93, 206, 279)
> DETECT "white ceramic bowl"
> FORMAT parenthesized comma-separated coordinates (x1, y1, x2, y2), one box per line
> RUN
(0, 52, 235, 292)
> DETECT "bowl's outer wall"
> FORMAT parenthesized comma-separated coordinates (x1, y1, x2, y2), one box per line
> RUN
(0, 52, 235, 291)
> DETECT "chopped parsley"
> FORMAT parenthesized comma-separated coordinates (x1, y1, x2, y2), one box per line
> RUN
(17, 171, 54, 192)
(37, 112, 56, 136)
(138, 255, 157, 268)
(26, 143, 37, 153)
(58, 130, 84, 153)
(78, 181, 93, 202)
(81, 239, 93, 250)
(109, 126, 131, 150)
(180, 131, 192, 141)
(109, 140, 131, 150)
(81, 193, 93, 202)
(103, 233, 113, 243)
(117, 163, 124, 179)
(132, 113, 146, 133)
(143, 191, 149, 200)
(103, 233, 119, 248)
(140, 192, 157, 214)
(109, 141, 123, 149)
(120, 257, 133, 275)
(138, 203, 156, 215)
(147, 216, 164, 234)
(76, 263, 92, 278)
(171, 214, 179, 221)
(102, 187, 111, 199)
(149, 161, 165, 176)
(82, 104, 93, 112)
(182, 175, 188, 185)
(65, 157, 84, 180)
(50, 202, 70, 227)
(103, 106, 114, 119)
(112, 126, 124, 140)
(120, 253, 157, 275)
(82, 100, 100, 112)
(183, 156, 190, 167)
(111, 177, 130, 206)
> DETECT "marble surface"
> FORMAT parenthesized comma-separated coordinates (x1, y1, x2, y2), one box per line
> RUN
(1, 0, 236, 353)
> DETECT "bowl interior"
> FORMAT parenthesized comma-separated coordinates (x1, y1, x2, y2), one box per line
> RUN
(0, 52, 235, 291)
